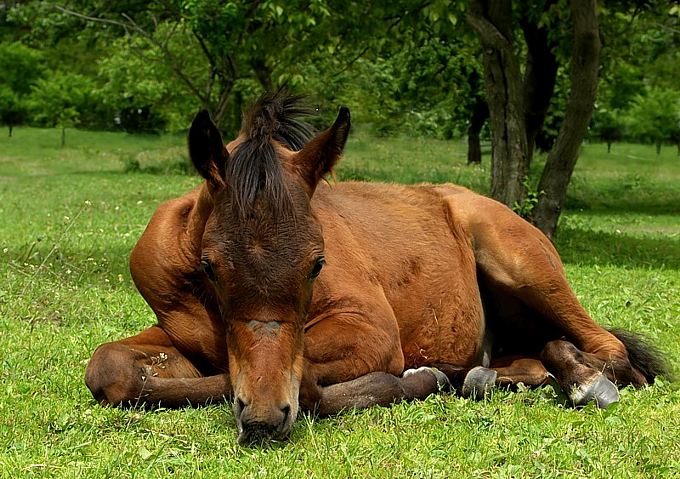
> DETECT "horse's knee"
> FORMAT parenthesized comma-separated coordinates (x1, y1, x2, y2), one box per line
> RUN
(85, 342, 146, 406)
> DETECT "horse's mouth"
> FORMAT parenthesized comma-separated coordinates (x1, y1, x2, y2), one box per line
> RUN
(234, 399, 296, 446)
(236, 422, 292, 447)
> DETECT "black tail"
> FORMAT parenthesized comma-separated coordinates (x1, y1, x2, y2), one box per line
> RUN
(609, 328, 673, 383)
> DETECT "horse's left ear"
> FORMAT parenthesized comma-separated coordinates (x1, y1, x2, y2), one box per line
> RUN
(188, 109, 228, 189)
(291, 106, 350, 195)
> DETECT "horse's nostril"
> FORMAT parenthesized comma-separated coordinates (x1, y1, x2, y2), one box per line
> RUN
(281, 404, 291, 423)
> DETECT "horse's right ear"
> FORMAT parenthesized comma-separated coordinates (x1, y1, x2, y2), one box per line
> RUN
(290, 106, 351, 195)
(188, 110, 228, 188)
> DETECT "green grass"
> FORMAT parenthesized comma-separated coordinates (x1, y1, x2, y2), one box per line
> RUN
(1, 127, 678, 478)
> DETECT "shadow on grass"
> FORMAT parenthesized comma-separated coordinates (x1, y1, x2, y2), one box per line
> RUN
(565, 197, 680, 216)
(554, 227, 680, 269)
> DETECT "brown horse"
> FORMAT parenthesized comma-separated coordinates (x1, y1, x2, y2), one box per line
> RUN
(85, 91, 667, 445)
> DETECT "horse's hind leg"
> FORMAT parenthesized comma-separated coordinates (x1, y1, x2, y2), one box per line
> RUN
(540, 339, 620, 408)
(432, 357, 551, 399)
(468, 199, 647, 390)
(86, 326, 231, 408)
(438, 352, 618, 408)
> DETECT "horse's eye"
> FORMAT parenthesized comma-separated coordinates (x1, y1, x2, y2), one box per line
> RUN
(201, 258, 216, 281)
(309, 256, 325, 280)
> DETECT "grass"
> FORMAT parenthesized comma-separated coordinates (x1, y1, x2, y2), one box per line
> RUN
(0, 127, 678, 478)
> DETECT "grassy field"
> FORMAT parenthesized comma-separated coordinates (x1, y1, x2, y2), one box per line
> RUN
(0, 127, 678, 478)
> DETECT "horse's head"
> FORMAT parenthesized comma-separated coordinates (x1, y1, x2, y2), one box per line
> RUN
(188, 93, 350, 445)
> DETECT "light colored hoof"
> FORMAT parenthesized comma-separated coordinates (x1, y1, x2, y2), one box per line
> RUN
(462, 366, 497, 400)
(569, 373, 620, 408)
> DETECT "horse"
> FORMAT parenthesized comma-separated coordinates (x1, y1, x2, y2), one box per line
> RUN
(85, 91, 668, 445)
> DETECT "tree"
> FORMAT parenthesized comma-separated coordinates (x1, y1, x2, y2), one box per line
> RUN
(28, 72, 96, 146)
(590, 108, 624, 153)
(627, 87, 680, 155)
(467, 0, 601, 238)
(51, 1, 341, 131)
(0, 41, 43, 135)
(530, 1, 601, 237)
(0, 87, 27, 137)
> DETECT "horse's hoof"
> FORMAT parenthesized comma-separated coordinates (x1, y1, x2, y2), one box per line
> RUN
(403, 366, 451, 391)
(569, 374, 620, 408)
(462, 366, 497, 400)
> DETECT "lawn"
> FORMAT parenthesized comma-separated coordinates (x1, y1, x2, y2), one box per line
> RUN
(0, 127, 678, 478)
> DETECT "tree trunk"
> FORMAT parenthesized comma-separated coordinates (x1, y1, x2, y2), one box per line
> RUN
(250, 57, 273, 92)
(8, 125, 12, 137)
(61, 127, 66, 147)
(656, 142, 661, 155)
(467, 98, 489, 164)
(531, 0, 601, 238)
(521, 12, 558, 165)
(468, 0, 528, 208)
(607, 141, 612, 153)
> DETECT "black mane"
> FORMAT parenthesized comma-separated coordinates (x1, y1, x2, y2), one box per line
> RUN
(226, 90, 316, 218)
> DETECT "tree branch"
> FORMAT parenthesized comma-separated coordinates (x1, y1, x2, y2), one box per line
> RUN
(55, 4, 208, 104)
(466, 1, 513, 52)
(54, 5, 131, 30)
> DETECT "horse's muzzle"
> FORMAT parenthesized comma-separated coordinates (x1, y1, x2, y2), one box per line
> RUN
(234, 396, 293, 446)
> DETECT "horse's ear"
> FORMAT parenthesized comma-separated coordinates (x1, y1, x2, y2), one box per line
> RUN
(291, 106, 350, 195)
(189, 110, 228, 188)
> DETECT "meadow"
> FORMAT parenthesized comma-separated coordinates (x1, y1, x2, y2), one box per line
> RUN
(0, 127, 678, 478)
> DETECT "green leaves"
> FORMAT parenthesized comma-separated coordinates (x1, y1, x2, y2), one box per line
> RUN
(27, 72, 95, 129)
(627, 87, 680, 147)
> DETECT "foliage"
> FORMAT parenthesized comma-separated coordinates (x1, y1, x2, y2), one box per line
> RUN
(590, 108, 625, 151)
(625, 87, 680, 152)
(27, 72, 97, 129)
(0, 41, 44, 94)
(0, 0, 676, 153)
(0, 41, 43, 134)
(0, 86, 27, 135)
(594, 1, 680, 150)
(512, 178, 543, 219)
(95, 28, 202, 132)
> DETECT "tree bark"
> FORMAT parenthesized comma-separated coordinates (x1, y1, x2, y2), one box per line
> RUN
(467, 98, 489, 164)
(530, 0, 601, 238)
(521, 13, 559, 165)
(467, 0, 528, 208)
(8, 125, 12, 137)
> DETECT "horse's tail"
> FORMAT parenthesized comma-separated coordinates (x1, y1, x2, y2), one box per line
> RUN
(609, 328, 673, 383)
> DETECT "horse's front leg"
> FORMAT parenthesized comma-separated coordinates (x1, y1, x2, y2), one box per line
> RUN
(311, 368, 451, 416)
(298, 306, 451, 416)
(86, 326, 232, 408)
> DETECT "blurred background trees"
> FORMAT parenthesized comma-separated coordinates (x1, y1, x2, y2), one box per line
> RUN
(0, 0, 677, 235)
